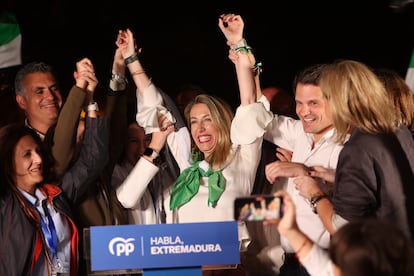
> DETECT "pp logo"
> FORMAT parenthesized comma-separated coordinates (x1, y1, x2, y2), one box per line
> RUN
(108, 237, 135, 256)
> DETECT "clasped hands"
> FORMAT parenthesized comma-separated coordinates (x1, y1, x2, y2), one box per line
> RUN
(74, 57, 97, 94)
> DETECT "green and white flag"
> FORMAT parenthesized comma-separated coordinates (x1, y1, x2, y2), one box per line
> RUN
(405, 48, 414, 92)
(0, 11, 21, 69)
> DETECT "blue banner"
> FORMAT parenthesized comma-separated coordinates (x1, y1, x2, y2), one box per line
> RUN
(90, 221, 240, 271)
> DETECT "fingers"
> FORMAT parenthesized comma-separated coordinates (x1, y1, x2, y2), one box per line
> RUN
(74, 69, 98, 92)
(160, 121, 175, 132)
(75, 59, 96, 90)
(164, 124, 175, 135)
(76, 70, 95, 78)
(276, 147, 293, 162)
(116, 30, 129, 48)
(218, 13, 243, 33)
(75, 58, 95, 78)
(309, 166, 336, 183)
(219, 14, 241, 24)
(158, 114, 175, 132)
(76, 58, 94, 72)
(228, 50, 238, 63)
(293, 177, 303, 191)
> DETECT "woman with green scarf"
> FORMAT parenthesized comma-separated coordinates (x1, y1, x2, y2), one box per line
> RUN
(115, 15, 272, 252)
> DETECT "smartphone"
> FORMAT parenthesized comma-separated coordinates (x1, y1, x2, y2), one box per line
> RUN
(234, 195, 283, 221)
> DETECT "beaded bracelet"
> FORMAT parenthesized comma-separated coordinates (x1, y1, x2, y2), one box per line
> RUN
(125, 54, 139, 65)
(231, 38, 253, 54)
(234, 45, 252, 54)
(252, 62, 263, 76)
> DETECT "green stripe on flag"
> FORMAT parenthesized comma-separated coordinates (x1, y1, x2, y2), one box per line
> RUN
(0, 11, 20, 45)
(409, 48, 414, 68)
(405, 48, 414, 92)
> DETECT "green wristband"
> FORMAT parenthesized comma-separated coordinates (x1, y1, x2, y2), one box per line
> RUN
(125, 54, 139, 65)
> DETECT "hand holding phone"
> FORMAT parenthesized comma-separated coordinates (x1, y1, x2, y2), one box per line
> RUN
(234, 195, 284, 221)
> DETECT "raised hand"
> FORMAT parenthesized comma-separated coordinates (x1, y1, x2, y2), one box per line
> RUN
(147, 113, 175, 153)
(116, 29, 138, 59)
(218, 13, 244, 45)
(74, 58, 97, 93)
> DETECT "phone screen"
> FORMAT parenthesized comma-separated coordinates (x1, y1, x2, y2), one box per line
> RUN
(234, 195, 283, 221)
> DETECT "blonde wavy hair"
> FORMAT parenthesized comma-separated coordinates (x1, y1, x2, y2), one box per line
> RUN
(183, 94, 233, 169)
(319, 60, 397, 143)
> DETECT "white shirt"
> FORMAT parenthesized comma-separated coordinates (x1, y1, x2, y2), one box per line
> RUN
(25, 118, 45, 140)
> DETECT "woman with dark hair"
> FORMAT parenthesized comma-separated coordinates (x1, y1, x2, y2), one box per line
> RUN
(0, 108, 108, 275)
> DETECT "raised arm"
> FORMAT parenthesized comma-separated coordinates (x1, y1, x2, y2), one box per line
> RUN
(232, 49, 256, 105)
(116, 29, 151, 97)
(219, 14, 262, 104)
(61, 112, 109, 204)
(115, 29, 177, 133)
(99, 46, 130, 185)
(114, 28, 191, 171)
(51, 58, 97, 178)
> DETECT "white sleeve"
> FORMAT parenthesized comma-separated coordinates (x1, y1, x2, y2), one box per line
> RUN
(136, 83, 176, 134)
(300, 244, 335, 276)
(165, 126, 192, 171)
(116, 157, 159, 208)
(231, 102, 273, 145)
(257, 94, 271, 111)
(332, 213, 349, 231)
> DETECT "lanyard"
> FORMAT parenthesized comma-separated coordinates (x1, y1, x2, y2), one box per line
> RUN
(36, 200, 59, 255)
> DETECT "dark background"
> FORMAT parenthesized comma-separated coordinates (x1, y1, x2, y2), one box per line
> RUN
(4, 0, 414, 109)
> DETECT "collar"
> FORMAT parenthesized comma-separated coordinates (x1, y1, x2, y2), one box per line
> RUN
(18, 187, 47, 206)
(306, 128, 337, 146)
(25, 118, 45, 140)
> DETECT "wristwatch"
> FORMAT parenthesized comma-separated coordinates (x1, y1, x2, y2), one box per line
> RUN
(310, 192, 328, 214)
(87, 102, 99, 112)
(143, 147, 161, 166)
(111, 71, 127, 84)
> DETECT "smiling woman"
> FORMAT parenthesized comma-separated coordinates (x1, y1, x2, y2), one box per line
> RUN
(115, 21, 273, 225)
(14, 135, 44, 184)
(0, 113, 109, 275)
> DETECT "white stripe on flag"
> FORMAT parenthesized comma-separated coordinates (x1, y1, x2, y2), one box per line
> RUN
(0, 34, 21, 69)
(405, 48, 414, 92)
